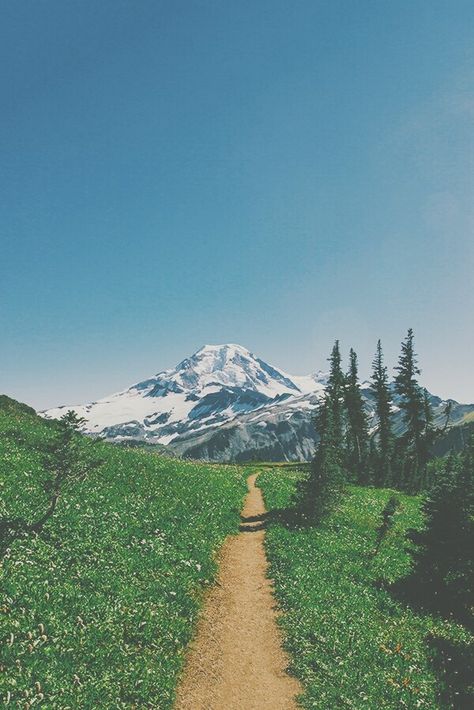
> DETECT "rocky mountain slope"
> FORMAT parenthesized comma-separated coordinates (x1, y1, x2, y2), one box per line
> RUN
(41, 344, 474, 462)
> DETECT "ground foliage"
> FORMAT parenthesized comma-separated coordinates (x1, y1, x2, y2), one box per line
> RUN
(407, 446, 474, 624)
(0, 404, 247, 708)
(258, 467, 473, 709)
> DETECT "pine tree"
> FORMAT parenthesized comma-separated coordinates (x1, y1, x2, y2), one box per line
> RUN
(344, 348, 370, 483)
(32, 410, 103, 532)
(0, 411, 103, 557)
(394, 329, 430, 490)
(412, 443, 474, 617)
(304, 396, 345, 521)
(301, 341, 346, 520)
(458, 433, 474, 516)
(325, 340, 345, 449)
(370, 340, 393, 486)
(422, 388, 434, 434)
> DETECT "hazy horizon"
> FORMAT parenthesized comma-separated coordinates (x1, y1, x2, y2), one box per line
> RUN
(2, 1, 473, 409)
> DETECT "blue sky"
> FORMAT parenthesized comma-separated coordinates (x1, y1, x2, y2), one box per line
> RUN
(1, 0, 473, 409)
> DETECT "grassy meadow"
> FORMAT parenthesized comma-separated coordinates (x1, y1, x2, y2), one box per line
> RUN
(2, 397, 472, 709)
(258, 467, 473, 709)
(0, 400, 247, 708)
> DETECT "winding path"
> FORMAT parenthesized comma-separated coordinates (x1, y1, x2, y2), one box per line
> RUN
(174, 473, 302, 710)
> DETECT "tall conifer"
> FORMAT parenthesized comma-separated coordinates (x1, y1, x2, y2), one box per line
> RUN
(302, 341, 346, 519)
(370, 340, 393, 486)
(344, 348, 370, 483)
(326, 340, 345, 449)
(412, 442, 474, 615)
(394, 329, 429, 490)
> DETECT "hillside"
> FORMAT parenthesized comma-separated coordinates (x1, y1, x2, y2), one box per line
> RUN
(0, 399, 246, 708)
(41, 344, 474, 462)
(258, 468, 474, 709)
(2, 396, 473, 708)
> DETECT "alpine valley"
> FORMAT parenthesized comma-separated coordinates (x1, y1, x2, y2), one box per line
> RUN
(41, 344, 474, 462)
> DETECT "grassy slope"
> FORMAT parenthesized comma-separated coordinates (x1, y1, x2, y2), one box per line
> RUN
(0, 402, 247, 708)
(258, 468, 472, 709)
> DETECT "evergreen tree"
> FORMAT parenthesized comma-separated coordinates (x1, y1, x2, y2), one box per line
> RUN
(370, 340, 393, 486)
(325, 340, 345, 449)
(411, 442, 474, 617)
(458, 433, 474, 517)
(344, 348, 370, 483)
(0, 410, 103, 557)
(304, 396, 345, 521)
(301, 341, 346, 520)
(422, 388, 434, 434)
(394, 329, 431, 490)
(31, 411, 102, 532)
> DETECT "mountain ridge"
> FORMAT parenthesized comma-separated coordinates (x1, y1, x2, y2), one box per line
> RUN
(41, 343, 474, 462)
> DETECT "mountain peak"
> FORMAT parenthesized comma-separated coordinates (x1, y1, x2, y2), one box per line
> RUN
(171, 343, 296, 396)
(199, 343, 248, 351)
(193, 343, 253, 359)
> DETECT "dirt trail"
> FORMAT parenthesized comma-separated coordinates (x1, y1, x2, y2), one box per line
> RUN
(174, 473, 302, 710)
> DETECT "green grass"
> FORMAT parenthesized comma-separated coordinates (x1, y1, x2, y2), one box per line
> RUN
(258, 467, 473, 709)
(0, 401, 247, 708)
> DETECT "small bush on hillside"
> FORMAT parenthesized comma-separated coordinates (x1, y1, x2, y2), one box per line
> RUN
(372, 495, 400, 556)
(0, 411, 102, 555)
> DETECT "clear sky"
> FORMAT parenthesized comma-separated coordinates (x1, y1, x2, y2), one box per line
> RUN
(1, 0, 473, 410)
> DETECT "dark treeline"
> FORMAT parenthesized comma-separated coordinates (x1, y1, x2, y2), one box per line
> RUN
(301, 328, 474, 625)
(307, 328, 457, 503)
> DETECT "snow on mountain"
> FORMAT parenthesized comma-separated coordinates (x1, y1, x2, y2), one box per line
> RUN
(41, 344, 327, 448)
(41, 343, 473, 462)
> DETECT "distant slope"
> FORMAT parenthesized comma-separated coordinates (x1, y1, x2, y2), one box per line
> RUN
(41, 343, 474, 462)
(0, 393, 37, 417)
(432, 420, 474, 456)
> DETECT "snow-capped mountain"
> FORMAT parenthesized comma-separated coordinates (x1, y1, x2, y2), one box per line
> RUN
(41, 343, 474, 462)
(42, 344, 327, 448)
